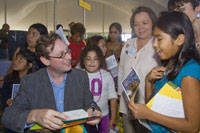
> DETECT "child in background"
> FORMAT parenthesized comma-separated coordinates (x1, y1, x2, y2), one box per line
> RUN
(87, 35, 107, 56)
(1, 49, 37, 110)
(1, 49, 37, 133)
(80, 45, 118, 133)
(68, 23, 86, 68)
(128, 11, 200, 132)
(106, 22, 124, 63)
(106, 23, 124, 93)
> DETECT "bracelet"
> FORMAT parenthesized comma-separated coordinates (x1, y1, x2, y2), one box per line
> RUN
(110, 119, 116, 127)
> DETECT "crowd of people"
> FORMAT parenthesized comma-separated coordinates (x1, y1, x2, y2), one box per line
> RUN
(0, 0, 200, 133)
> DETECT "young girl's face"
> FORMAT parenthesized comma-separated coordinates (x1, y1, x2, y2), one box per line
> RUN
(109, 26, 120, 42)
(13, 54, 28, 71)
(153, 26, 180, 60)
(84, 51, 100, 73)
(72, 33, 83, 44)
(97, 39, 107, 56)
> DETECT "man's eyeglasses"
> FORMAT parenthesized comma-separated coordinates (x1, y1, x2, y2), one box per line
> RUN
(49, 48, 71, 59)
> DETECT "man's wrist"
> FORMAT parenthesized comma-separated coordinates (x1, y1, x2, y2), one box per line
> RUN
(27, 109, 38, 125)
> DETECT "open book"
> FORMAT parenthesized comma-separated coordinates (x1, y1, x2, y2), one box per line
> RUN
(30, 109, 100, 130)
(146, 82, 184, 118)
(122, 68, 140, 102)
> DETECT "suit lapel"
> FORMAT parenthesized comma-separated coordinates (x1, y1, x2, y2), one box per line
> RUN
(64, 70, 73, 111)
(41, 69, 57, 110)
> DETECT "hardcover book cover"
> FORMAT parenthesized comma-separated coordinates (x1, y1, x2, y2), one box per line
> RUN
(122, 68, 140, 102)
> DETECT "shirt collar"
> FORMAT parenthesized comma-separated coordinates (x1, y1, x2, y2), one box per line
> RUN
(46, 69, 67, 85)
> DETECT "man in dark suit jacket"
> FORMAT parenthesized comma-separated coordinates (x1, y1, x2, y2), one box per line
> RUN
(2, 33, 101, 132)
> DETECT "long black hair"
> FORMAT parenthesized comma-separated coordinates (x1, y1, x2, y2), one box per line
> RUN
(157, 11, 200, 80)
(87, 35, 104, 46)
(29, 23, 48, 35)
(6, 49, 38, 83)
(107, 22, 123, 43)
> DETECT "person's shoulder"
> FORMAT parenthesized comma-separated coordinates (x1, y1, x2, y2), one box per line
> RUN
(101, 69, 109, 74)
(100, 69, 112, 77)
(70, 68, 87, 76)
(179, 59, 200, 79)
(183, 59, 200, 70)
(124, 38, 136, 47)
(22, 68, 46, 80)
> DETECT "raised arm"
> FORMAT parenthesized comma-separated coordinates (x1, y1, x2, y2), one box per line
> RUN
(6, 47, 20, 75)
(145, 66, 166, 102)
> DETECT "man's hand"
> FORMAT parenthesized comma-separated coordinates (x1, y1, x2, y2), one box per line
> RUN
(27, 109, 69, 130)
(86, 108, 102, 125)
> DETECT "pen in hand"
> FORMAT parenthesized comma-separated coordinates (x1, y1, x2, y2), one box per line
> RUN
(91, 102, 95, 116)
(91, 102, 98, 129)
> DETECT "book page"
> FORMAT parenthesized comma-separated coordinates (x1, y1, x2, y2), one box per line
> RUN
(105, 55, 118, 70)
(62, 109, 88, 121)
(151, 94, 185, 118)
(138, 119, 152, 131)
(11, 84, 20, 99)
(56, 27, 70, 46)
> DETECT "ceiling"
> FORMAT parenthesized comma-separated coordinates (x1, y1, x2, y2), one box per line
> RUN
(0, 0, 168, 33)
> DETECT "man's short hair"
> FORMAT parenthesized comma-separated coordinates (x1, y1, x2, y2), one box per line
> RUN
(70, 23, 86, 36)
(35, 33, 61, 59)
(168, 0, 200, 11)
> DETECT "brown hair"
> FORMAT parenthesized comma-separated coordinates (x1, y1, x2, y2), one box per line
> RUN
(35, 33, 61, 59)
(80, 45, 106, 70)
(87, 35, 104, 46)
(108, 22, 123, 42)
(168, 0, 199, 11)
(130, 6, 157, 31)
(70, 23, 86, 36)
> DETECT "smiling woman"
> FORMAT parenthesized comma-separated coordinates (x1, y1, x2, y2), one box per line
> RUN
(118, 6, 159, 133)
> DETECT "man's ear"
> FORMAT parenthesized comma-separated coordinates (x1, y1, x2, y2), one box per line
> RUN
(174, 34, 185, 46)
(40, 56, 50, 66)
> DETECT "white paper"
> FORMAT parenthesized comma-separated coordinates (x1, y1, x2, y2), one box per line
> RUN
(56, 27, 70, 46)
(138, 119, 152, 131)
(105, 55, 118, 70)
(11, 84, 20, 99)
(62, 109, 88, 120)
(151, 94, 185, 118)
